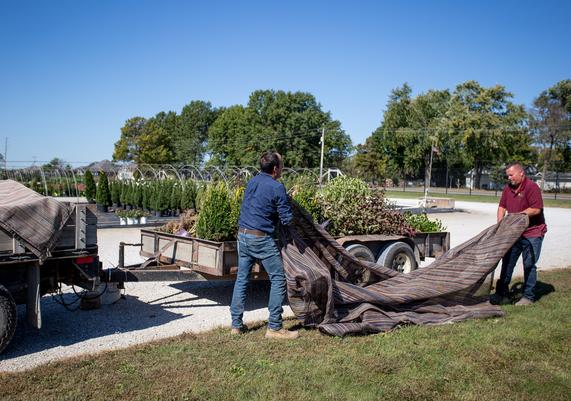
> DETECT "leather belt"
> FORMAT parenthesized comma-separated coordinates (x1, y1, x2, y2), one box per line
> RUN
(239, 227, 267, 237)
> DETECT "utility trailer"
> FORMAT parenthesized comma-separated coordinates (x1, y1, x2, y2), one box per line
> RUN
(134, 228, 450, 279)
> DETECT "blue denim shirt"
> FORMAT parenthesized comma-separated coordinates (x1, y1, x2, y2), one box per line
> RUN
(238, 172, 293, 234)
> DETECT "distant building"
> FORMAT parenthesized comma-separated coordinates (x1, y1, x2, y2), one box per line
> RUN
(77, 160, 117, 176)
(464, 166, 539, 190)
(535, 171, 571, 191)
(464, 169, 500, 190)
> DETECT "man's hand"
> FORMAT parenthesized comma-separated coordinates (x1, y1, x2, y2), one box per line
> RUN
(521, 207, 541, 217)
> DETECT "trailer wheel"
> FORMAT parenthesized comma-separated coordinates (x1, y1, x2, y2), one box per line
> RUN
(377, 242, 417, 274)
(345, 244, 376, 286)
(0, 284, 17, 354)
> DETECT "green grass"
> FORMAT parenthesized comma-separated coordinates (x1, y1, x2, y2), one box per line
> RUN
(385, 190, 571, 208)
(1, 269, 570, 401)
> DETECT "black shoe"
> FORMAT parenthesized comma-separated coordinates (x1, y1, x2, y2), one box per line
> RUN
(490, 293, 511, 305)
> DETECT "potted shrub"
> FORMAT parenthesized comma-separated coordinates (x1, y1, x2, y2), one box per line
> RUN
(111, 180, 121, 208)
(84, 170, 96, 204)
(119, 181, 127, 209)
(139, 210, 149, 225)
(159, 181, 171, 216)
(134, 183, 143, 209)
(125, 183, 133, 210)
(116, 209, 128, 225)
(151, 182, 162, 217)
(96, 171, 111, 213)
(125, 209, 135, 225)
(142, 184, 151, 212)
(170, 184, 182, 216)
(181, 179, 197, 212)
(132, 209, 147, 225)
(195, 183, 234, 241)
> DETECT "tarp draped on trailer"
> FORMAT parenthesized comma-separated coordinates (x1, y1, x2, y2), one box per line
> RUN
(278, 204, 528, 336)
(0, 180, 73, 263)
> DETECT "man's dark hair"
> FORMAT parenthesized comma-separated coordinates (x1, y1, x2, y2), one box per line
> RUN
(260, 151, 282, 174)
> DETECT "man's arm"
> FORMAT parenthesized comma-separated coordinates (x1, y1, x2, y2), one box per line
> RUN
(497, 206, 506, 223)
(275, 184, 293, 226)
(498, 187, 508, 223)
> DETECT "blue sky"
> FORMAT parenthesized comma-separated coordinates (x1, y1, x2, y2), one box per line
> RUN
(0, 0, 569, 166)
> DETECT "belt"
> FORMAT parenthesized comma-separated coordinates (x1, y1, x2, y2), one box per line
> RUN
(239, 227, 268, 237)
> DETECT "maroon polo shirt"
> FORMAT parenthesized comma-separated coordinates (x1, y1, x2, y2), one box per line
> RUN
(499, 176, 547, 238)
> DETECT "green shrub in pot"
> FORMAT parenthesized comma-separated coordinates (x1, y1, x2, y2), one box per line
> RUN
(195, 183, 234, 241)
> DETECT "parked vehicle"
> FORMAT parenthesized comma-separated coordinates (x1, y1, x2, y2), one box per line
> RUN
(0, 203, 101, 353)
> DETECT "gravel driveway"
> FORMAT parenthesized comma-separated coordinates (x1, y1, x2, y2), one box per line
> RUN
(1, 200, 569, 372)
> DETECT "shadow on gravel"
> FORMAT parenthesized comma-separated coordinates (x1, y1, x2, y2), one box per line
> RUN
(0, 280, 273, 362)
(0, 294, 184, 361)
(167, 280, 273, 309)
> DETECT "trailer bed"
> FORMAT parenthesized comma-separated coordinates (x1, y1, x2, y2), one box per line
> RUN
(139, 228, 451, 278)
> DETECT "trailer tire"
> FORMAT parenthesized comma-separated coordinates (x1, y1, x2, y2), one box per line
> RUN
(345, 244, 376, 286)
(345, 244, 376, 263)
(0, 284, 17, 354)
(377, 242, 417, 274)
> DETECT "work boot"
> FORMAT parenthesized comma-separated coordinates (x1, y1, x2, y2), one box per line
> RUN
(515, 297, 534, 306)
(230, 325, 248, 335)
(265, 328, 299, 340)
(490, 293, 511, 305)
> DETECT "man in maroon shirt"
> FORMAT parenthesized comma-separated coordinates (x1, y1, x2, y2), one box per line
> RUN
(493, 162, 547, 305)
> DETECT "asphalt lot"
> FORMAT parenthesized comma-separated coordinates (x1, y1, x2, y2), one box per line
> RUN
(1, 200, 569, 372)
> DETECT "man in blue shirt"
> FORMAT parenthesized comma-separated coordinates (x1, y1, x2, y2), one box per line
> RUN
(230, 151, 299, 339)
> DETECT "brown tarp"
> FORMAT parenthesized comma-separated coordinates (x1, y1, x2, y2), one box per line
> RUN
(278, 204, 528, 336)
(0, 180, 73, 262)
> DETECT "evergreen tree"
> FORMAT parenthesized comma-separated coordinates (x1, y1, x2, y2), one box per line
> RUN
(84, 170, 96, 203)
(170, 183, 182, 211)
(96, 171, 111, 207)
(181, 180, 197, 210)
(111, 181, 121, 205)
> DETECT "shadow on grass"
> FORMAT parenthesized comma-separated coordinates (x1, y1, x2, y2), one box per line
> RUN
(511, 280, 555, 301)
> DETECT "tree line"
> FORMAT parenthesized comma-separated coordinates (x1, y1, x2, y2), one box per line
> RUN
(113, 81, 570, 189)
(350, 79, 570, 189)
(112, 89, 352, 169)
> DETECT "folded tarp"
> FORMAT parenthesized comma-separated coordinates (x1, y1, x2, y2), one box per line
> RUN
(278, 204, 528, 336)
(0, 180, 73, 263)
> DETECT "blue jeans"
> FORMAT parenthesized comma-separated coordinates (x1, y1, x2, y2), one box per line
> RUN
(230, 232, 286, 330)
(497, 236, 543, 301)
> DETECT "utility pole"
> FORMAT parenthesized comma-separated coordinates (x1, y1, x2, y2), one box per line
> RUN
(4, 137, 7, 172)
(424, 137, 435, 206)
(319, 127, 325, 188)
